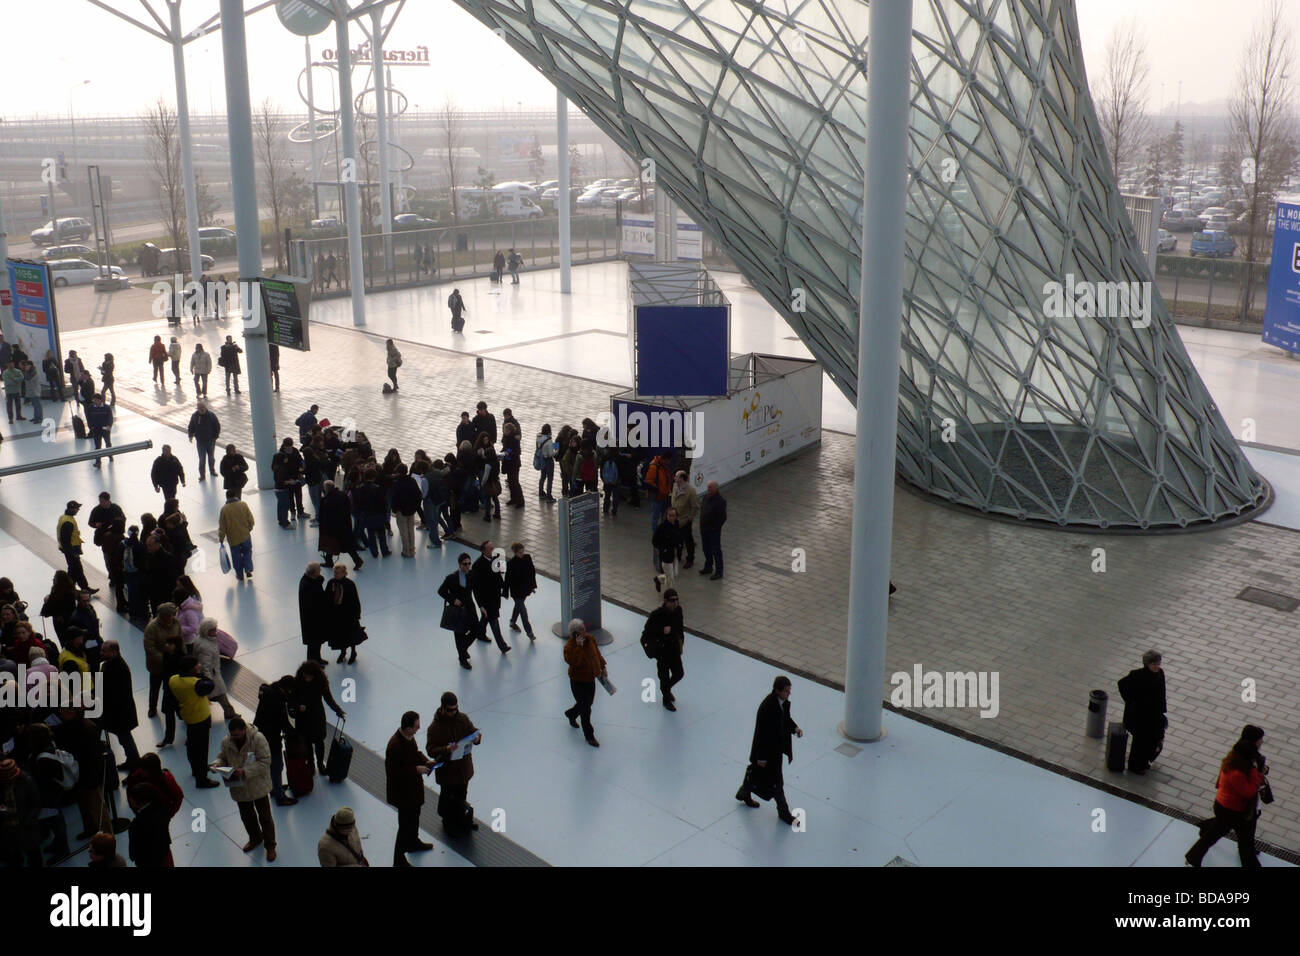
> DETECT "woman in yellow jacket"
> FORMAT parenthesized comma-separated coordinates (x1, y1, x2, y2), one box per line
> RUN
(562, 619, 606, 747)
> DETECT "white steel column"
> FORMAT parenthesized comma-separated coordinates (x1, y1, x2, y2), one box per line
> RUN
(306, 35, 320, 219)
(168, 0, 203, 283)
(334, 0, 366, 326)
(557, 89, 571, 293)
(841, 0, 913, 742)
(219, 0, 276, 490)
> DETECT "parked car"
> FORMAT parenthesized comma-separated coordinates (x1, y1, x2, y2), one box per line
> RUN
(1204, 216, 1232, 232)
(393, 213, 436, 229)
(30, 217, 92, 245)
(1156, 229, 1177, 253)
(47, 259, 125, 287)
(310, 217, 343, 230)
(157, 248, 216, 272)
(598, 188, 626, 208)
(576, 186, 610, 207)
(1161, 210, 1202, 232)
(536, 180, 558, 192)
(1189, 230, 1236, 258)
(40, 243, 96, 262)
(1198, 206, 1230, 225)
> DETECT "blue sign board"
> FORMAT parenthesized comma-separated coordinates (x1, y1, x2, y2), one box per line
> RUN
(634, 304, 729, 397)
(4, 259, 62, 373)
(1262, 199, 1300, 355)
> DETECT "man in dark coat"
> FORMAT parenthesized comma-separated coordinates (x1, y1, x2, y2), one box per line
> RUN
(698, 481, 727, 580)
(150, 445, 186, 501)
(438, 554, 479, 670)
(317, 480, 364, 570)
(425, 692, 481, 836)
(1118, 649, 1167, 774)
(385, 710, 434, 867)
(469, 542, 510, 654)
(735, 675, 802, 825)
(254, 675, 299, 807)
(455, 411, 476, 447)
(98, 640, 141, 771)
(472, 402, 498, 445)
(127, 783, 173, 867)
(298, 562, 328, 664)
(218, 336, 243, 395)
(641, 589, 685, 711)
(186, 400, 221, 481)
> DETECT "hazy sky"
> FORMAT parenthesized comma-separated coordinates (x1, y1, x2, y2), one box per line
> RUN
(2, 0, 1299, 118)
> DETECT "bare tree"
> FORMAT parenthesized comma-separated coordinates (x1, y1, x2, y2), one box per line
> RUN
(1227, 0, 1298, 320)
(438, 95, 464, 224)
(1094, 19, 1152, 178)
(193, 170, 219, 228)
(253, 99, 294, 270)
(144, 99, 186, 257)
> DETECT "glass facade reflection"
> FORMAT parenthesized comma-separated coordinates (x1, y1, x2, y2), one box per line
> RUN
(454, 0, 1269, 529)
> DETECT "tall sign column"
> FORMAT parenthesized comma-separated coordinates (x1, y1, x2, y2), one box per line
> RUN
(558, 90, 571, 293)
(167, 0, 203, 284)
(334, 0, 367, 326)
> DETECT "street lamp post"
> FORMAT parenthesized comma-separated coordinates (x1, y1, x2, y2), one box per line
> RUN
(68, 80, 91, 205)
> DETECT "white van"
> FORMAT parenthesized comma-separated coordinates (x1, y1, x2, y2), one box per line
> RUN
(492, 181, 540, 200)
(455, 189, 544, 219)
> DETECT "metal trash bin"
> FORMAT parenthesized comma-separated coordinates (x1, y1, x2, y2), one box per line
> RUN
(1086, 689, 1108, 738)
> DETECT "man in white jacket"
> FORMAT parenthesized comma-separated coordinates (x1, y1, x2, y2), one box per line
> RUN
(214, 717, 276, 861)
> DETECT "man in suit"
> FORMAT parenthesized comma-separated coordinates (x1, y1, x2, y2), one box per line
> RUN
(1118, 649, 1167, 774)
(641, 589, 685, 711)
(735, 675, 803, 825)
(438, 554, 480, 670)
(469, 541, 510, 655)
(385, 710, 434, 867)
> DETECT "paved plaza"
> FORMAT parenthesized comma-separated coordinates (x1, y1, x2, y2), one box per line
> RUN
(29, 260, 1298, 862)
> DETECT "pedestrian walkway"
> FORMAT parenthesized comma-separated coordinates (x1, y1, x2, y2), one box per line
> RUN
(40, 259, 1300, 859)
(0, 407, 1287, 866)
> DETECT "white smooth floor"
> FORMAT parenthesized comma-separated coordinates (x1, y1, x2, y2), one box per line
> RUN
(1, 405, 1291, 866)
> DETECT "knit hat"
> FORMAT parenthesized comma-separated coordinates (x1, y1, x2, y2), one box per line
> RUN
(331, 807, 356, 829)
(0, 759, 18, 782)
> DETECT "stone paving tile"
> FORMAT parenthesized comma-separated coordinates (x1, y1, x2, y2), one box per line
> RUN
(65, 314, 1300, 854)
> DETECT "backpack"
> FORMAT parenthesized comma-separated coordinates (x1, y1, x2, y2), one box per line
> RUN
(579, 457, 596, 483)
(37, 749, 80, 790)
(533, 446, 544, 471)
(121, 539, 138, 574)
(601, 459, 619, 484)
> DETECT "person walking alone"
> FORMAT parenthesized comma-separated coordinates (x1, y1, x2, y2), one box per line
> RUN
(385, 711, 434, 867)
(151, 445, 186, 502)
(562, 619, 606, 748)
(219, 336, 243, 395)
(448, 288, 467, 332)
(98, 353, 116, 406)
(438, 554, 479, 670)
(504, 542, 537, 641)
(425, 692, 482, 836)
(385, 339, 402, 391)
(218, 490, 256, 583)
(148, 336, 167, 386)
(1117, 650, 1167, 775)
(735, 675, 803, 825)
(213, 717, 276, 861)
(190, 344, 212, 397)
(86, 394, 114, 468)
(1185, 725, 1269, 868)
(642, 589, 685, 711)
(187, 400, 221, 481)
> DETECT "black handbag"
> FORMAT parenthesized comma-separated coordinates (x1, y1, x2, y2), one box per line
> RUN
(743, 763, 775, 801)
(1260, 778, 1274, 805)
(440, 603, 470, 632)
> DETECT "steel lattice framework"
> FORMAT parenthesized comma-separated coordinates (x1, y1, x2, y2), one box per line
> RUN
(450, 0, 1269, 529)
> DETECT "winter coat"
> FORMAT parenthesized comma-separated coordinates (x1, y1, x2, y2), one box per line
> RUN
(177, 596, 203, 647)
(653, 520, 681, 564)
(323, 578, 362, 650)
(271, 449, 304, 488)
(220, 453, 249, 492)
(294, 674, 343, 745)
(298, 572, 327, 648)
(218, 342, 242, 374)
(142, 617, 183, 675)
(187, 409, 220, 444)
(385, 730, 429, 808)
(425, 707, 479, 789)
(1118, 667, 1167, 736)
(437, 571, 478, 622)
(190, 351, 212, 375)
(749, 692, 798, 767)
(563, 634, 606, 683)
(253, 683, 293, 742)
(699, 490, 727, 531)
(642, 604, 685, 659)
(317, 487, 358, 554)
(151, 454, 185, 489)
(194, 629, 228, 697)
(391, 475, 423, 516)
(216, 726, 272, 802)
(671, 483, 700, 524)
(128, 799, 172, 867)
(504, 554, 537, 600)
(470, 555, 504, 614)
(317, 825, 368, 866)
(99, 655, 139, 734)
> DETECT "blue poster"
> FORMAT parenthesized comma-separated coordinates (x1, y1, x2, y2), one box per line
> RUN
(4, 259, 62, 369)
(634, 304, 729, 396)
(1262, 200, 1300, 355)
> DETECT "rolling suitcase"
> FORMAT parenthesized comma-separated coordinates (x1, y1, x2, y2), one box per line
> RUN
(1106, 722, 1129, 772)
(285, 729, 315, 796)
(325, 718, 352, 783)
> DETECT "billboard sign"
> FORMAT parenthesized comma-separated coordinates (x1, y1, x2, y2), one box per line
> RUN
(1262, 198, 1300, 355)
(634, 304, 729, 397)
(4, 259, 62, 372)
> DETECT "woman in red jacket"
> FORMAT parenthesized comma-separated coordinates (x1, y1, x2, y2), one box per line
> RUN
(1185, 725, 1268, 867)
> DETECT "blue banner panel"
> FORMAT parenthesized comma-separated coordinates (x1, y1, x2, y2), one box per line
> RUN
(635, 304, 728, 396)
(1263, 200, 1300, 355)
(5, 259, 62, 370)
